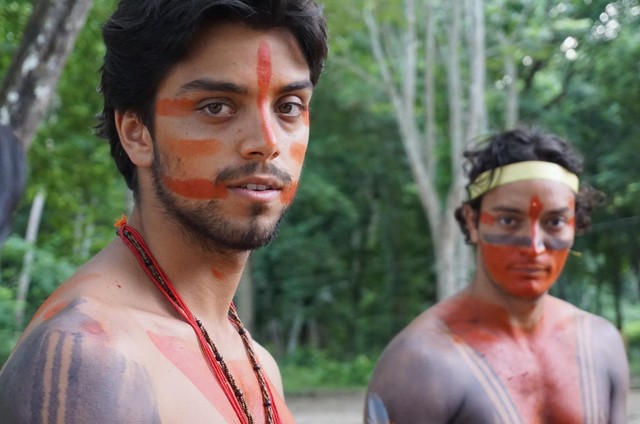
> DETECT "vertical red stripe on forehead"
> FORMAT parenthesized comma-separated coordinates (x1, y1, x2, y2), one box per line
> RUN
(257, 41, 276, 146)
(257, 41, 272, 91)
(529, 195, 544, 221)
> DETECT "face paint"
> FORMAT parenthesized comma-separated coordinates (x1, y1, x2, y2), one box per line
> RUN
(257, 41, 276, 148)
(280, 181, 298, 206)
(166, 138, 223, 157)
(156, 98, 196, 117)
(478, 194, 573, 298)
(162, 176, 228, 200)
(289, 142, 307, 165)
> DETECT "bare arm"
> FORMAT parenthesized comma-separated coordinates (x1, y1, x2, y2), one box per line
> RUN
(365, 331, 464, 424)
(0, 302, 161, 423)
(592, 316, 629, 424)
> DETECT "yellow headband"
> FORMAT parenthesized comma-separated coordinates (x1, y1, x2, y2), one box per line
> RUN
(467, 160, 580, 199)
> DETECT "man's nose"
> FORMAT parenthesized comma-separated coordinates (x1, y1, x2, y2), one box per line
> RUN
(239, 109, 280, 160)
(527, 222, 546, 256)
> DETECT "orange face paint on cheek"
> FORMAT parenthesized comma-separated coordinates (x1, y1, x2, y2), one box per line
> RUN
(156, 98, 196, 117)
(163, 176, 229, 200)
(280, 182, 298, 206)
(167, 138, 222, 157)
(289, 143, 307, 165)
(257, 41, 276, 147)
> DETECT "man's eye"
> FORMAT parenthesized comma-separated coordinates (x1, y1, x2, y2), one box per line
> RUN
(546, 217, 567, 229)
(202, 102, 233, 116)
(498, 216, 516, 226)
(278, 102, 305, 117)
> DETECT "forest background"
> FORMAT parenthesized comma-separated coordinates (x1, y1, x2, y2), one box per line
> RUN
(1, 0, 639, 393)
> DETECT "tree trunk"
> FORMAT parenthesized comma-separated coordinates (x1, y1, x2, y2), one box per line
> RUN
(0, 0, 94, 151)
(364, 0, 488, 300)
(15, 189, 46, 330)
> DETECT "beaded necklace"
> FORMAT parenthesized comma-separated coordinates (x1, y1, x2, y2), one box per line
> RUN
(117, 222, 281, 424)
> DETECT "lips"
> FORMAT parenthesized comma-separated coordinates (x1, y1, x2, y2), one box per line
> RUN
(230, 176, 283, 191)
(243, 184, 272, 191)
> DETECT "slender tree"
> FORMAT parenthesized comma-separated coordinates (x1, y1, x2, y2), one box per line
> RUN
(364, 0, 487, 299)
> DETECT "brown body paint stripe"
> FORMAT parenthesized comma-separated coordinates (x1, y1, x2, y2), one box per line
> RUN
(449, 333, 524, 424)
(577, 314, 604, 424)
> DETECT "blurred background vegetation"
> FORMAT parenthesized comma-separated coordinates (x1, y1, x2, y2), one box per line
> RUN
(1, 0, 639, 392)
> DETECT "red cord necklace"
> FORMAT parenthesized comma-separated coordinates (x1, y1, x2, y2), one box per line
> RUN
(117, 221, 281, 424)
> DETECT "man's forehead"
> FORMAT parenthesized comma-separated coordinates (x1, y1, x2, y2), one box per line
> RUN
(482, 180, 575, 209)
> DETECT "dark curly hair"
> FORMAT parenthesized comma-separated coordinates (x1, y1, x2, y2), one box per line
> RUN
(96, 0, 329, 194)
(454, 127, 605, 244)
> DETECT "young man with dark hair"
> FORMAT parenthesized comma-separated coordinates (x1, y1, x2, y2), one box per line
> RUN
(365, 127, 629, 423)
(0, 1, 328, 422)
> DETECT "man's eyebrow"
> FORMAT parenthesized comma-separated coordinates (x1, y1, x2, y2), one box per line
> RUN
(489, 205, 572, 214)
(175, 78, 313, 97)
(176, 79, 248, 96)
(490, 206, 524, 214)
(277, 80, 314, 94)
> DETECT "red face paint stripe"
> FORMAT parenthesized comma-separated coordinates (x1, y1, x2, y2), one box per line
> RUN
(479, 212, 497, 225)
(167, 138, 223, 157)
(257, 41, 276, 147)
(163, 176, 228, 200)
(156, 98, 195, 117)
(528, 195, 544, 251)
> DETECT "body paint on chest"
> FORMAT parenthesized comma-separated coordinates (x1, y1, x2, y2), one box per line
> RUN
(147, 331, 237, 422)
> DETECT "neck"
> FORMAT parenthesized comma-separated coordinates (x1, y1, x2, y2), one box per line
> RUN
(465, 281, 547, 331)
(126, 208, 250, 325)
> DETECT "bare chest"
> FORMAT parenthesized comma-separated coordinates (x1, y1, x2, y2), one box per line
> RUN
(448, 322, 605, 423)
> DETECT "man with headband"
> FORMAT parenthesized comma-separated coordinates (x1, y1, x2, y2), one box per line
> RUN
(364, 127, 629, 423)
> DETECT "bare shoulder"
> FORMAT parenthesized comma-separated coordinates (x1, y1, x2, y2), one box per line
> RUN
(366, 309, 469, 424)
(0, 247, 163, 423)
(250, 337, 285, 396)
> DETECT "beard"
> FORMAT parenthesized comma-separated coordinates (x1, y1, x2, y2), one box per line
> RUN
(151, 152, 292, 252)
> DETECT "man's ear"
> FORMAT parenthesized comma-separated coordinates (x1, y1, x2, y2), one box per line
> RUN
(115, 110, 153, 168)
(463, 204, 480, 244)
